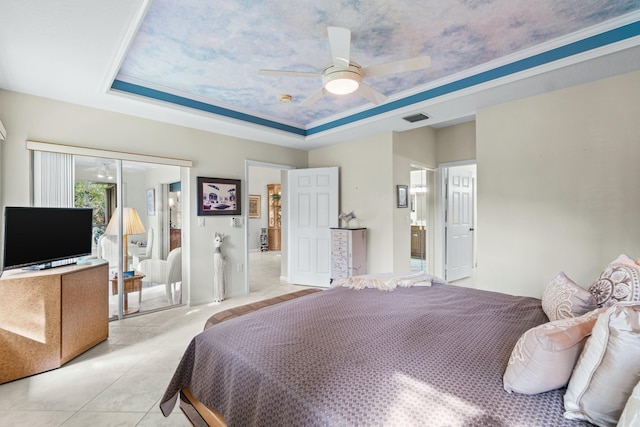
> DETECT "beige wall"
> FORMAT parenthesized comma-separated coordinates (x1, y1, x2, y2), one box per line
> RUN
(476, 70, 640, 298)
(393, 127, 437, 271)
(1, 88, 447, 302)
(394, 127, 438, 169)
(436, 121, 476, 164)
(309, 126, 440, 275)
(6, 68, 636, 303)
(0, 89, 308, 303)
(431, 121, 477, 277)
(309, 132, 396, 273)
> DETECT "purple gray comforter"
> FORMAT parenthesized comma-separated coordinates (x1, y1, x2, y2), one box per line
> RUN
(160, 284, 591, 426)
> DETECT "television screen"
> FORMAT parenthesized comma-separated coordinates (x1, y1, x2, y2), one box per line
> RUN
(3, 206, 93, 271)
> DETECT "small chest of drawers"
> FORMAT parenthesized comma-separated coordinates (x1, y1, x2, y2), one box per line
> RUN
(330, 228, 367, 283)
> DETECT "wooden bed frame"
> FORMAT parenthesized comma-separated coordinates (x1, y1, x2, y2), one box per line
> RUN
(180, 387, 226, 427)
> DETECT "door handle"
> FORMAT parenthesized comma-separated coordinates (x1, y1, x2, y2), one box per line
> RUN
(469, 228, 475, 231)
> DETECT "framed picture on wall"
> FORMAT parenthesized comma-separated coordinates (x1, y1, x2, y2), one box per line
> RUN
(146, 188, 155, 215)
(248, 194, 261, 218)
(197, 177, 241, 216)
(397, 185, 408, 208)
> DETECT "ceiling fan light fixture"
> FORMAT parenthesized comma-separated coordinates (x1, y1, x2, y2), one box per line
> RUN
(323, 66, 361, 95)
(97, 162, 114, 180)
(258, 28, 430, 106)
(325, 76, 359, 95)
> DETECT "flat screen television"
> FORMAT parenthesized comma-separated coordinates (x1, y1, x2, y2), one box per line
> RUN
(2, 206, 93, 271)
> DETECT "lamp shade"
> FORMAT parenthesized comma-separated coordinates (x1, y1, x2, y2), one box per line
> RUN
(105, 207, 146, 236)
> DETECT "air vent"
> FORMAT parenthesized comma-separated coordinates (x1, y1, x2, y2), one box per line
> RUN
(402, 113, 430, 123)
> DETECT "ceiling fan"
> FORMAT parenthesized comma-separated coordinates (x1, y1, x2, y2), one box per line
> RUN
(258, 26, 431, 106)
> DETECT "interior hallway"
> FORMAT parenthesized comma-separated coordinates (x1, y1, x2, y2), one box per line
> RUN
(249, 250, 285, 291)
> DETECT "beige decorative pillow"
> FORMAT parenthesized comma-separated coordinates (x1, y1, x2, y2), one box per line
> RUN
(589, 254, 640, 307)
(542, 272, 597, 321)
(503, 308, 604, 395)
(564, 303, 640, 426)
(618, 380, 640, 427)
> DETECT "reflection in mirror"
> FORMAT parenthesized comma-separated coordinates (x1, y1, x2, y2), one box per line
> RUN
(74, 156, 183, 319)
(410, 166, 434, 274)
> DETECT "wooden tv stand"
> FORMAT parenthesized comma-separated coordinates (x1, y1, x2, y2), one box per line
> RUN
(0, 261, 109, 384)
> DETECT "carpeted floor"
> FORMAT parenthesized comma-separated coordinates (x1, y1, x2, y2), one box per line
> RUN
(204, 288, 321, 330)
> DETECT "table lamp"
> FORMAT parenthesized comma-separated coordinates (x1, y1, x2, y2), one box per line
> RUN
(104, 207, 146, 271)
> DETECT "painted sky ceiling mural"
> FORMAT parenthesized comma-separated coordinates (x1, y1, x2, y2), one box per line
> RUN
(114, 0, 640, 132)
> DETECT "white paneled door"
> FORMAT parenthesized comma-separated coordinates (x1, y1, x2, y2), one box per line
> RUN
(288, 167, 338, 287)
(445, 167, 474, 281)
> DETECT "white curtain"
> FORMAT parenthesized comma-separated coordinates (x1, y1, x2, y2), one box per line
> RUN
(33, 151, 74, 207)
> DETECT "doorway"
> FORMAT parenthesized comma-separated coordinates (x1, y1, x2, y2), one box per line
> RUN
(245, 162, 340, 292)
(440, 161, 477, 283)
(410, 166, 435, 273)
(246, 161, 293, 292)
(168, 181, 182, 256)
(74, 155, 183, 318)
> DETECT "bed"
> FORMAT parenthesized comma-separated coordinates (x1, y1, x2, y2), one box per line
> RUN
(159, 278, 592, 426)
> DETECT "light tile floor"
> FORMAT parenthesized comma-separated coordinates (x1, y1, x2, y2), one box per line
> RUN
(0, 251, 305, 426)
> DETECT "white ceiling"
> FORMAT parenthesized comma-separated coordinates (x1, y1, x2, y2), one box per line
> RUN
(1, 1, 639, 151)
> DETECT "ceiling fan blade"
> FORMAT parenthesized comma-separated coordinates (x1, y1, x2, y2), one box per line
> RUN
(362, 55, 431, 78)
(300, 87, 326, 107)
(357, 83, 387, 105)
(327, 26, 351, 69)
(258, 69, 321, 78)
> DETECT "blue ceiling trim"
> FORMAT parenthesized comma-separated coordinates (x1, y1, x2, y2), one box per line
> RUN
(112, 21, 639, 138)
(306, 20, 640, 136)
(110, 80, 307, 136)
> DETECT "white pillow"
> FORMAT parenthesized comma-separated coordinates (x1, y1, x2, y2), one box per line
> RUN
(542, 272, 597, 321)
(503, 308, 604, 395)
(331, 272, 447, 291)
(618, 380, 640, 427)
(563, 303, 640, 426)
(588, 254, 640, 307)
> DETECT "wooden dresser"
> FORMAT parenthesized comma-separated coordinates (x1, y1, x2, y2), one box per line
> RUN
(267, 183, 281, 251)
(411, 225, 426, 258)
(170, 228, 182, 251)
(0, 262, 109, 384)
